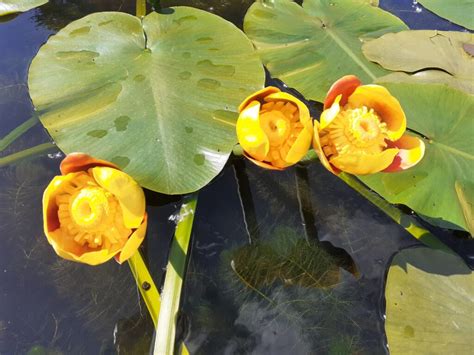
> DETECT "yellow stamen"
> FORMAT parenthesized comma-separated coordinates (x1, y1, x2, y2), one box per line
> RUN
(320, 105, 388, 159)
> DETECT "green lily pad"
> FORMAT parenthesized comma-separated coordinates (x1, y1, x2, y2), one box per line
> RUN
(0, 0, 47, 15)
(417, 0, 474, 30)
(385, 247, 474, 354)
(363, 30, 474, 94)
(243, 0, 407, 102)
(359, 82, 474, 233)
(28, 9, 264, 194)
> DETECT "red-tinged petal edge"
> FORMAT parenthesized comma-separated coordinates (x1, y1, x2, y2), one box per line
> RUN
(383, 135, 425, 172)
(324, 75, 362, 109)
(243, 152, 284, 171)
(60, 153, 120, 175)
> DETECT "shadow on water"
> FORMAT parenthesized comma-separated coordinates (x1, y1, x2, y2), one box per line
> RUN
(0, 0, 472, 354)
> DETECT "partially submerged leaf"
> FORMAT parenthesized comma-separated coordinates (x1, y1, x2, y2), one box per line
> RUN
(243, 0, 407, 102)
(385, 247, 474, 354)
(359, 83, 474, 232)
(417, 0, 474, 30)
(363, 30, 474, 94)
(28, 9, 264, 194)
(0, 0, 47, 16)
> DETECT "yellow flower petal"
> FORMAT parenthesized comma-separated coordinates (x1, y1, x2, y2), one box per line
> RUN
(320, 94, 341, 130)
(236, 100, 270, 161)
(116, 214, 148, 264)
(312, 122, 337, 174)
(347, 85, 406, 141)
(285, 119, 313, 164)
(244, 152, 284, 170)
(330, 148, 399, 175)
(91, 167, 145, 229)
(383, 135, 425, 172)
(47, 229, 116, 265)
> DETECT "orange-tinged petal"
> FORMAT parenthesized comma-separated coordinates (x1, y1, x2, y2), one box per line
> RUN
(330, 148, 399, 175)
(312, 123, 338, 174)
(320, 95, 342, 130)
(243, 152, 284, 170)
(383, 135, 425, 172)
(90, 166, 145, 229)
(324, 75, 361, 109)
(116, 214, 148, 264)
(60, 152, 119, 175)
(236, 100, 270, 161)
(43, 173, 84, 235)
(285, 119, 313, 164)
(347, 85, 406, 141)
(265, 92, 311, 124)
(238, 86, 280, 112)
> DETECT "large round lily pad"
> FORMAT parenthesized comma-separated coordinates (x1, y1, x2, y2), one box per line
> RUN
(385, 247, 474, 354)
(243, 0, 407, 102)
(359, 82, 474, 233)
(0, 0, 47, 16)
(29, 9, 264, 194)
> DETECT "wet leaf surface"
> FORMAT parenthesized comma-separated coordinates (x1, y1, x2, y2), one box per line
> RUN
(29, 9, 264, 194)
(243, 0, 407, 102)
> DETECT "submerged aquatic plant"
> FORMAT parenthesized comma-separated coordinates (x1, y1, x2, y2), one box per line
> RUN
(313, 75, 425, 175)
(42, 153, 147, 265)
(236, 87, 313, 170)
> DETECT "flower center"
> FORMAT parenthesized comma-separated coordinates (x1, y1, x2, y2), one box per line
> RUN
(259, 101, 303, 168)
(70, 187, 108, 229)
(319, 105, 388, 159)
(55, 172, 131, 249)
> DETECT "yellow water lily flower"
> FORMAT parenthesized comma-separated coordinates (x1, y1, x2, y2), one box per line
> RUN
(236, 86, 313, 170)
(313, 75, 425, 175)
(43, 153, 147, 265)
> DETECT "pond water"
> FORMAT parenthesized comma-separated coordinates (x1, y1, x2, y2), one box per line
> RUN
(0, 1, 472, 354)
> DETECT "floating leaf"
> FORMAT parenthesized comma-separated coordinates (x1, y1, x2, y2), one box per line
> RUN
(359, 82, 474, 232)
(243, 0, 407, 102)
(385, 247, 474, 354)
(417, 0, 474, 30)
(28, 10, 264, 194)
(363, 30, 474, 94)
(0, 0, 47, 16)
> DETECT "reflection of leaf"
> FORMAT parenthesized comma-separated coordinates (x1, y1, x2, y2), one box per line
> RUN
(29, 9, 264, 194)
(359, 83, 474, 232)
(0, 0, 47, 16)
(363, 30, 474, 94)
(243, 0, 407, 102)
(385, 247, 474, 354)
(417, 0, 474, 30)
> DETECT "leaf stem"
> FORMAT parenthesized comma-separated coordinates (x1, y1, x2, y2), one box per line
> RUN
(136, 0, 146, 17)
(338, 172, 453, 253)
(0, 142, 56, 167)
(153, 193, 198, 355)
(128, 251, 191, 355)
(0, 115, 39, 152)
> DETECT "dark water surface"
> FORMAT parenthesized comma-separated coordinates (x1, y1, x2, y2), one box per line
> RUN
(0, 1, 471, 354)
